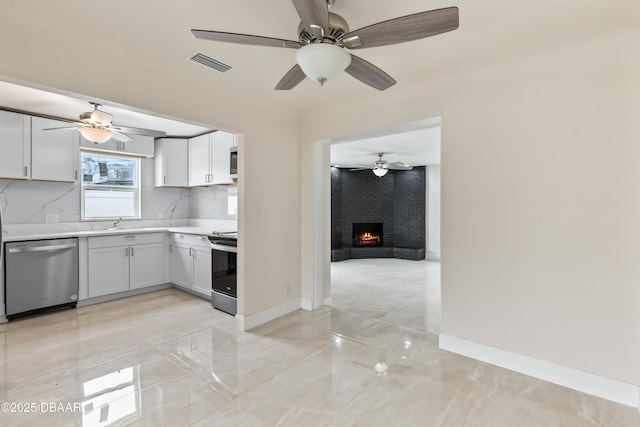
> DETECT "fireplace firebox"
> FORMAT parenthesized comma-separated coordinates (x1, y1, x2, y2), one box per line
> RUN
(353, 222, 383, 247)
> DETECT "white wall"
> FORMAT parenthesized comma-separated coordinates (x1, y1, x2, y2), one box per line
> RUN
(300, 29, 640, 388)
(427, 165, 441, 260)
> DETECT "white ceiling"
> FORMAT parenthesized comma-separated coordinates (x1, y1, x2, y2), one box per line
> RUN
(330, 126, 441, 168)
(0, 0, 635, 157)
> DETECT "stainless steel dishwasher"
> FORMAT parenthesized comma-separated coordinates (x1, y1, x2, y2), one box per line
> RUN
(5, 238, 79, 320)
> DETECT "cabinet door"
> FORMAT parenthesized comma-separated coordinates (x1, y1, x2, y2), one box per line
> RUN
(169, 243, 192, 288)
(88, 246, 130, 297)
(0, 110, 31, 180)
(121, 134, 154, 157)
(188, 134, 211, 186)
(130, 242, 164, 290)
(31, 117, 79, 182)
(192, 246, 212, 296)
(155, 138, 188, 187)
(210, 131, 234, 185)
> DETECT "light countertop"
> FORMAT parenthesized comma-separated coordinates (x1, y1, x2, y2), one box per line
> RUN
(2, 220, 236, 242)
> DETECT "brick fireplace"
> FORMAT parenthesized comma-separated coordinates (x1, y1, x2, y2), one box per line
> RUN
(331, 167, 426, 261)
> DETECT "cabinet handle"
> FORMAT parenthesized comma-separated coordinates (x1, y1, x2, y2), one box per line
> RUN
(189, 247, 193, 257)
(177, 234, 184, 239)
(125, 247, 129, 257)
(130, 247, 134, 257)
(164, 176, 168, 184)
(169, 244, 173, 253)
(122, 142, 126, 151)
(24, 166, 28, 177)
(74, 170, 78, 180)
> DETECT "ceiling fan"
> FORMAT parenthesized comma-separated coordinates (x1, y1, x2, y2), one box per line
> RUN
(191, 0, 459, 91)
(45, 102, 167, 144)
(350, 153, 413, 177)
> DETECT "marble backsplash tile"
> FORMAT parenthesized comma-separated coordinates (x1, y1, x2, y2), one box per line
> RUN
(0, 158, 236, 226)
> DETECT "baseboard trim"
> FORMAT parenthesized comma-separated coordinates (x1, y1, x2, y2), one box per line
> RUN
(439, 333, 640, 409)
(78, 283, 173, 307)
(300, 298, 313, 311)
(236, 298, 301, 331)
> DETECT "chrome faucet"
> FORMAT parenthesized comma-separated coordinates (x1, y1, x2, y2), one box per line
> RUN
(113, 217, 122, 229)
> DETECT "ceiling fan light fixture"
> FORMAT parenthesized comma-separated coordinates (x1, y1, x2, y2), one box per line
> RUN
(373, 167, 388, 177)
(79, 126, 113, 143)
(295, 43, 351, 85)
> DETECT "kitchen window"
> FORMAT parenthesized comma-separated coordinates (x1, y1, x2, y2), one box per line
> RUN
(81, 152, 141, 219)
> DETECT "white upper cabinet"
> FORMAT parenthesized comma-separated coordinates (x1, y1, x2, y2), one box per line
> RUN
(210, 131, 234, 185)
(31, 117, 79, 182)
(188, 131, 235, 186)
(0, 110, 31, 180)
(188, 133, 211, 186)
(80, 133, 154, 157)
(0, 112, 79, 182)
(154, 138, 188, 187)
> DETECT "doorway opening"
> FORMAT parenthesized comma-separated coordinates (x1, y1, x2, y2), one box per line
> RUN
(313, 117, 442, 334)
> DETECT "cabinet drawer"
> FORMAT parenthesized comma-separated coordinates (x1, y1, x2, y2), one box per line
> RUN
(89, 233, 164, 249)
(169, 233, 211, 248)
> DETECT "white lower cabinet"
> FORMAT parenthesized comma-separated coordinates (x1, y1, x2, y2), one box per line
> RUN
(88, 233, 164, 298)
(169, 233, 211, 297)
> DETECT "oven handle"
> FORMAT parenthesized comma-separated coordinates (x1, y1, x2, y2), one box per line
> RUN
(211, 243, 237, 253)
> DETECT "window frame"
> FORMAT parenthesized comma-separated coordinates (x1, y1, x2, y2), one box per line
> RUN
(80, 151, 142, 221)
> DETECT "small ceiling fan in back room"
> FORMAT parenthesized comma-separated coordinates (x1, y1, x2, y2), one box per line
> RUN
(45, 102, 167, 144)
(191, 0, 459, 90)
(350, 153, 413, 177)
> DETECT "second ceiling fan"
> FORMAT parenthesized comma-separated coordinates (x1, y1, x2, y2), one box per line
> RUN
(191, 0, 459, 91)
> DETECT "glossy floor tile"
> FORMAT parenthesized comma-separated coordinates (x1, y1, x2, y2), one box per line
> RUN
(0, 259, 638, 426)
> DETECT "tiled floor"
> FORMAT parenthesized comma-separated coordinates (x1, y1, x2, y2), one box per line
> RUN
(0, 258, 638, 426)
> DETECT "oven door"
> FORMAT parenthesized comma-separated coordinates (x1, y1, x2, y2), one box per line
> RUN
(211, 243, 237, 297)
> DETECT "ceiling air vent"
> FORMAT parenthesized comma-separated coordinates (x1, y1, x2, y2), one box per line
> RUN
(189, 52, 232, 73)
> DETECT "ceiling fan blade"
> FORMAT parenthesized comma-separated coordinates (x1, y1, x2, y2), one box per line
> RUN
(275, 64, 307, 90)
(110, 132, 132, 143)
(343, 7, 459, 49)
(192, 29, 301, 49)
(42, 126, 81, 131)
(292, 0, 329, 38)
(345, 54, 396, 91)
(387, 162, 413, 170)
(111, 126, 167, 138)
(349, 167, 373, 171)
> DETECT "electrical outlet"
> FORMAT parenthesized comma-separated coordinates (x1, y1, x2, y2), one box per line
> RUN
(45, 214, 59, 224)
(283, 283, 291, 296)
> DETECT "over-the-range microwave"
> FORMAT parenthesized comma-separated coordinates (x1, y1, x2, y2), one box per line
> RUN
(230, 146, 238, 181)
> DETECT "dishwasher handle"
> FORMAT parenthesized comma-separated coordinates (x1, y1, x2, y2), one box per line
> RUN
(8, 243, 78, 254)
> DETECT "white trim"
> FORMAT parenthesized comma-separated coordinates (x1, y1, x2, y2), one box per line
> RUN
(235, 298, 301, 331)
(439, 333, 640, 409)
(426, 254, 441, 261)
(323, 296, 332, 306)
(300, 297, 313, 311)
(0, 315, 7, 324)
